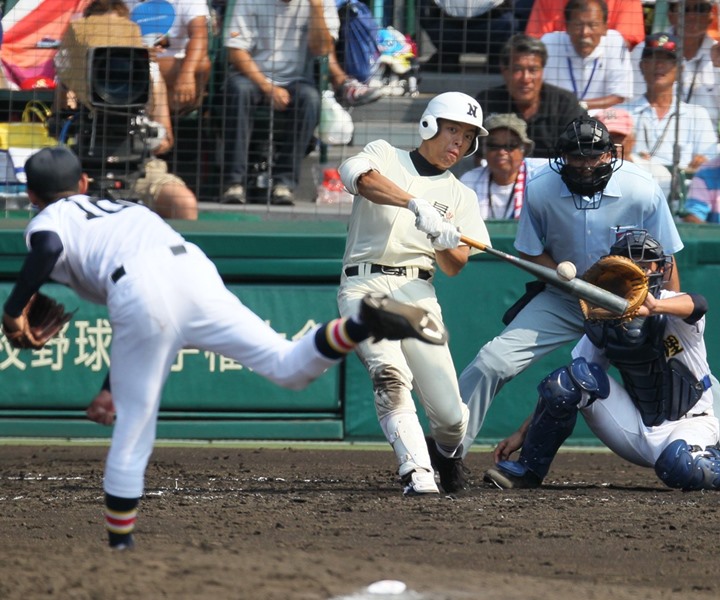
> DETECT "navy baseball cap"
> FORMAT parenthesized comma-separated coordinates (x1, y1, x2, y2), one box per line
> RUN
(25, 146, 82, 198)
(642, 33, 680, 61)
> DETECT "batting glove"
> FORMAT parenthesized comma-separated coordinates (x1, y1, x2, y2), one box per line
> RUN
(408, 198, 443, 237)
(430, 222, 461, 251)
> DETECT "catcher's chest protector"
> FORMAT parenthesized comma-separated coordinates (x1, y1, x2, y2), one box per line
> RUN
(584, 316, 704, 426)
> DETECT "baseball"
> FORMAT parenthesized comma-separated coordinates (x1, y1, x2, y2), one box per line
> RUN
(557, 261, 577, 281)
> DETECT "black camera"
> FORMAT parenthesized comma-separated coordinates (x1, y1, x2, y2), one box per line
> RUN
(55, 44, 163, 198)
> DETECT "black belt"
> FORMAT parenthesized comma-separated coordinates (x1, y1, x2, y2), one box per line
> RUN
(111, 245, 187, 284)
(344, 264, 432, 280)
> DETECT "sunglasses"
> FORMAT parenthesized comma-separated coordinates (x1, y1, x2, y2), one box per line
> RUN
(670, 3, 712, 13)
(486, 142, 523, 152)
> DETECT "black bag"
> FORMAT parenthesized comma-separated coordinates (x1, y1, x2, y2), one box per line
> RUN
(502, 280, 546, 326)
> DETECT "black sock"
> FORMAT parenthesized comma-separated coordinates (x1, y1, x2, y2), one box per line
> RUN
(105, 493, 139, 548)
(314, 317, 369, 359)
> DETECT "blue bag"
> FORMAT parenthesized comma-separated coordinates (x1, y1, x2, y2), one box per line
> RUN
(336, 0, 380, 83)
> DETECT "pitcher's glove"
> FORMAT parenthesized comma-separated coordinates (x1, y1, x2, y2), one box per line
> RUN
(579, 255, 649, 321)
(2, 293, 74, 349)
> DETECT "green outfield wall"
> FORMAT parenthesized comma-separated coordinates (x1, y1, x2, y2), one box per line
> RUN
(0, 219, 718, 446)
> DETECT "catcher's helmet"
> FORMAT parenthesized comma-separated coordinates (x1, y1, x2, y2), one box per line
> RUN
(550, 117, 620, 203)
(419, 92, 489, 156)
(610, 229, 672, 296)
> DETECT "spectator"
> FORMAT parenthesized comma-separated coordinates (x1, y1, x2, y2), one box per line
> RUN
(594, 107, 673, 198)
(541, 0, 633, 110)
(476, 34, 587, 159)
(620, 32, 717, 172)
(683, 155, 720, 222)
(417, 0, 522, 73)
(460, 112, 539, 219)
(125, 0, 212, 115)
(221, 0, 338, 206)
(632, 0, 720, 134)
(526, 0, 645, 50)
(54, 0, 198, 220)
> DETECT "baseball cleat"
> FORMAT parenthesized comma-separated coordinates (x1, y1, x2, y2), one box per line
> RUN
(109, 536, 135, 551)
(483, 461, 543, 490)
(401, 469, 440, 496)
(360, 293, 447, 345)
(426, 437, 468, 493)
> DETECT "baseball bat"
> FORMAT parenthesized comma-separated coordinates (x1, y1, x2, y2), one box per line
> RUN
(460, 235, 629, 315)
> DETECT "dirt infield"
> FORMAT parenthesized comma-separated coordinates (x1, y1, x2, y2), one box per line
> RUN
(1, 443, 718, 600)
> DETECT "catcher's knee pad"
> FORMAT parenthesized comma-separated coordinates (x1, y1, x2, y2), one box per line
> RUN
(655, 440, 720, 491)
(538, 357, 610, 419)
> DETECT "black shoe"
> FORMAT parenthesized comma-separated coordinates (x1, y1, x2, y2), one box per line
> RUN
(426, 436, 468, 493)
(483, 461, 543, 489)
(360, 293, 447, 345)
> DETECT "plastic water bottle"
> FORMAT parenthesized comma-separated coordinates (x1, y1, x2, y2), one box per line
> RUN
(316, 168, 351, 204)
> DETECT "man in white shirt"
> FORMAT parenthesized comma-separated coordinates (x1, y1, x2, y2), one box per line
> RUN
(222, 0, 339, 205)
(621, 32, 717, 172)
(541, 0, 632, 111)
(631, 0, 720, 134)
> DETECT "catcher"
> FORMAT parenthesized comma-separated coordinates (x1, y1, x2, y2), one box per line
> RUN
(484, 230, 720, 491)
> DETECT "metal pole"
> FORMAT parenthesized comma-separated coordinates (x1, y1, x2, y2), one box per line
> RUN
(406, 0, 416, 37)
(669, 0, 686, 215)
(318, 55, 329, 165)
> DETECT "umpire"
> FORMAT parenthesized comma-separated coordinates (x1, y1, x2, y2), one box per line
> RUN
(458, 116, 686, 458)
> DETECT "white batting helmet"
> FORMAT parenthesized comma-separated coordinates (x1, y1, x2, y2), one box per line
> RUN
(418, 92, 489, 156)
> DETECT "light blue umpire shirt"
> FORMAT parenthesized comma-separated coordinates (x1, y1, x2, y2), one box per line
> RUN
(515, 159, 684, 274)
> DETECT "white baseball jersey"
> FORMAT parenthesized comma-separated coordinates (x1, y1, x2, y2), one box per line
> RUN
(576, 290, 719, 467)
(26, 195, 184, 304)
(337, 139, 488, 477)
(341, 139, 490, 271)
(27, 195, 337, 499)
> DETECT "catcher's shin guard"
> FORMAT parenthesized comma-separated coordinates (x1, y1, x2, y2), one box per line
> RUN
(655, 440, 720, 491)
(518, 358, 609, 479)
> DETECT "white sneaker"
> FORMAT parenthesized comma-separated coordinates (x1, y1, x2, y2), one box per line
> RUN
(222, 184, 246, 204)
(271, 184, 295, 206)
(401, 469, 439, 496)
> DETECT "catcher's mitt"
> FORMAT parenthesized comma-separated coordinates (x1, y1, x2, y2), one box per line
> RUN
(2, 292, 74, 349)
(579, 255, 649, 321)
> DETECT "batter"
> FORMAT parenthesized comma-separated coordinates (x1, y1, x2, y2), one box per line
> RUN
(337, 92, 490, 495)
